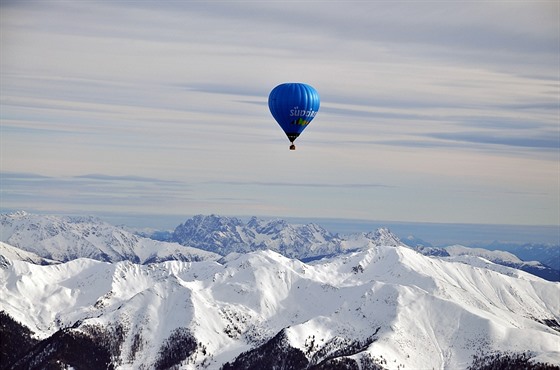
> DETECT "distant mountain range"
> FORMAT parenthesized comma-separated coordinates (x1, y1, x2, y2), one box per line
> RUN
(170, 214, 402, 258)
(1, 211, 559, 369)
(0, 211, 219, 264)
(476, 241, 560, 272)
(1, 212, 557, 282)
(167, 214, 559, 282)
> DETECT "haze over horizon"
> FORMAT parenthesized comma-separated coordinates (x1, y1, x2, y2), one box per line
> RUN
(1, 2, 558, 229)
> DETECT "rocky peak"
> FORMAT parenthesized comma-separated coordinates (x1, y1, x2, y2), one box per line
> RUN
(365, 227, 403, 247)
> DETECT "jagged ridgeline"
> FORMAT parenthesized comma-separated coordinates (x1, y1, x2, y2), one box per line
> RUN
(170, 214, 402, 258)
(1, 212, 559, 369)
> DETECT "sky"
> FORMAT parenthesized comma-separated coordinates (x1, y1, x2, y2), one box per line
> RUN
(1, 1, 559, 235)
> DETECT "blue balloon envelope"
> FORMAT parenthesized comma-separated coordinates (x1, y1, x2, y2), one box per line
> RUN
(268, 83, 320, 150)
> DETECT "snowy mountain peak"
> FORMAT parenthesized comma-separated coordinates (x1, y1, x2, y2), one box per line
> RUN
(191, 214, 244, 230)
(6, 210, 29, 218)
(0, 211, 219, 264)
(366, 227, 403, 247)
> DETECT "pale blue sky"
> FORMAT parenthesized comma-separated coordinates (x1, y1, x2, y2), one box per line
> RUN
(1, 1, 558, 228)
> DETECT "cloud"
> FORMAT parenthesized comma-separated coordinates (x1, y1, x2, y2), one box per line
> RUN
(182, 83, 267, 98)
(427, 131, 559, 150)
(74, 174, 183, 184)
(0, 172, 192, 210)
(207, 180, 396, 189)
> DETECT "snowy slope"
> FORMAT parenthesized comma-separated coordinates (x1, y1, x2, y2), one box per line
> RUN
(0, 211, 219, 264)
(1, 245, 558, 369)
(443, 245, 559, 282)
(446, 245, 528, 264)
(0, 241, 58, 265)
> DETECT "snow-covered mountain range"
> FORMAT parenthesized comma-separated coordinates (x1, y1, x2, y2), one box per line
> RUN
(416, 244, 559, 282)
(170, 214, 403, 259)
(0, 211, 219, 264)
(2, 212, 556, 281)
(1, 211, 559, 369)
(169, 214, 558, 281)
(171, 214, 341, 258)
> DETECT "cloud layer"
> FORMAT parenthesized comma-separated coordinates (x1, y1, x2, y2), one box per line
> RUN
(1, 1, 558, 226)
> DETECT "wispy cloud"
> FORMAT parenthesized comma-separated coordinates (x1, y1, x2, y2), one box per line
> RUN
(74, 174, 183, 184)
(0, 172, 192, 211)
(427, 132, 559, 150)
(206, 180, 396, 189)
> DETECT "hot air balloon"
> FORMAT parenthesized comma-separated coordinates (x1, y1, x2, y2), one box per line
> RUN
(268, 83, 320, 150)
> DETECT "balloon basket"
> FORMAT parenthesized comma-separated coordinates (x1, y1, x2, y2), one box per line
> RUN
(289, 144, 296, 150)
